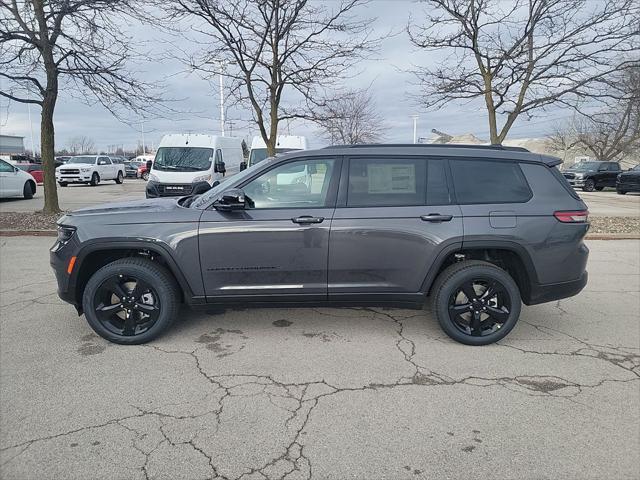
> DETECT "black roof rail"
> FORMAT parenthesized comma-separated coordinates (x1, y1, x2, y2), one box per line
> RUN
(323, 143, 530, 152)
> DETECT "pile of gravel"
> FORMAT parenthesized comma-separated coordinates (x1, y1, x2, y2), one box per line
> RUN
(588, 216, 640, 234)
(0, 212, 65, 232)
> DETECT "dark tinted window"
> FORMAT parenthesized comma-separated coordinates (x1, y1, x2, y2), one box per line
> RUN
(347, 158, 427, 207)
(608, 163, 621, 171)
(450, 159, 531, 204)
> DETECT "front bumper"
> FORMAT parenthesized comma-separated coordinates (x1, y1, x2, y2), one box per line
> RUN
(526, 271, 588, 305)
(49, 236, 81, 309)
(616, 179, 640, 192)
(566, 178, 585, 187)
(56, 174, 93, 183)
(146, 181, 211, 198)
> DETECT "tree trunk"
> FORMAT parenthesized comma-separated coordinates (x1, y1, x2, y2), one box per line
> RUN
(41, 92, 60, 214)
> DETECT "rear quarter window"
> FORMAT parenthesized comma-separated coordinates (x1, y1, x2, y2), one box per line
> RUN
(450, 159, 532, 204)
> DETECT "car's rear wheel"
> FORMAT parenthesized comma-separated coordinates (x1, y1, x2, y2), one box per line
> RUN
(142, 172, 149, 181)
(582, 179, 595, 192)
(23, 181, 35, 199)
(431, 260, 522, 346)
(90, 172, 100, 186)
(115, 171, 124, 184)
(82, 258, 179, 344)
(617, 188, 627, 195)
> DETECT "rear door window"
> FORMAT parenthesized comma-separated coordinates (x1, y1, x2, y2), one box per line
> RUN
(347, 157, 427, 207)
(450, 159, 531, 204)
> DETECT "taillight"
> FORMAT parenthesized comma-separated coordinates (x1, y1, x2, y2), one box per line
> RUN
(554, 210, 589, 223)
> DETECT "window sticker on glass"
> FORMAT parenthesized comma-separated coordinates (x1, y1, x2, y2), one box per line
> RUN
(367, 164, 416, 194)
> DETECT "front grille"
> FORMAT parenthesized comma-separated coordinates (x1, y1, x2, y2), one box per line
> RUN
(60, 169, 80, 174)
(563, 173, 576, 180)
(158, 184, 193, 196)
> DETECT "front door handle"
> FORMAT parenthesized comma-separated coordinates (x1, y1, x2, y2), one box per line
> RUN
(292, 215, 325, 224)
(420, 214, 453, 222)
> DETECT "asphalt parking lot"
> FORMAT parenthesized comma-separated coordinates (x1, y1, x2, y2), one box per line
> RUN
(1, 180, 639, 217)
(0, 236, 638, 479)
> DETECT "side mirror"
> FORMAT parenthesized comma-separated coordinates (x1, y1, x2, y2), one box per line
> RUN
(240, 161, 247, 171)
(213, 188, 246, 211)
(214, 161, 226, 174)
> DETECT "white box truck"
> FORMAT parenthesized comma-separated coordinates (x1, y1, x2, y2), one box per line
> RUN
(146, 134, 243, 198)
(247, 135, 308, 167)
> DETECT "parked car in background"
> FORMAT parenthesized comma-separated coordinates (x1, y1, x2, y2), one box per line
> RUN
(124, 160, 142, 178)
(15, 163, 44, 184)
(616, 164, 640, 194)
(56, 155, 125, 186)
(562, 161, 622, 191)
(51, 144, 589, 346)
(248, 135, 308, 167)
(109, 155, 128, 165)
(56, 156, 71, 164)
(0, 159, 36, 199)
(146, 134, 244, 198)
(132, 155, 154, 180)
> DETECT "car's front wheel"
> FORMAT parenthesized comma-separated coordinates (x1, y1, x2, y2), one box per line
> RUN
(431, 260, 522, 346)
(23, 181, 35, 199)
(82, 258, 179, 344)
(582, 179, 595, 192)
(142, 172, 149, 181)
(115, 171, 124, 184)
(90, 172, 100, 186)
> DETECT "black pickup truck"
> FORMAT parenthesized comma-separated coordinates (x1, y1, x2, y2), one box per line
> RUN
(562, 161, 622, 192)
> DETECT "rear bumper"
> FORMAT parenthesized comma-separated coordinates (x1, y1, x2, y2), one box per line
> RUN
(526, 271, 588, 305)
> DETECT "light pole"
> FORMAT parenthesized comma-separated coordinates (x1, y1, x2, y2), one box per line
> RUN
(411, 115, 419, 144)
(27, 103, 36, 158)
(206, 59, 229, 136)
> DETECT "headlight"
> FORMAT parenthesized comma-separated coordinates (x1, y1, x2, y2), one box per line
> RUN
(80, 167, 91, 172)
(56, 225, 76, 244)
(574, 173, 584, 178)
(192, 173, 212, 184)
(148, 173, 159, 182)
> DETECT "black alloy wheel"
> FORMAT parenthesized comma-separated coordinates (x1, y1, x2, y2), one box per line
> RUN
(448, 278, 511, 337)
(93, 274, 161, 337)
(82, 258, 179, 344)
(431, 260, 522, 345)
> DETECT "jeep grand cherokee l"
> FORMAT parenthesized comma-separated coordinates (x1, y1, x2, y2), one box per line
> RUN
(51, 145, 589, 346)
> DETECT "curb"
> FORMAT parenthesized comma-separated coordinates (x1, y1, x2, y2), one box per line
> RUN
(0, 230, 57, 237)
(585, 233, 640, 240)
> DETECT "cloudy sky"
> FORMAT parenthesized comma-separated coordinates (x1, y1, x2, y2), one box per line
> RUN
(0, 0, 569, 153)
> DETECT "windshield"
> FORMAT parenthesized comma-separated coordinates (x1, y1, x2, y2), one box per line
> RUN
(632, 165, 640, 171)
(153, 147, 213, 172)
(249, 148, 297, 165)
(190, 159, 273, 209)
(568, 162, 601, 171)
(67, 156, 96, 164)
(127, 161, 142, 167)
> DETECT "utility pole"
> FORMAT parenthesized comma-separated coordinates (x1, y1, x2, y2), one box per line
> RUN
(219, 69, 225, 136)
(411, 115, 419, 144)
(141, 121, 146, 154)
(27, 102, 35, 158)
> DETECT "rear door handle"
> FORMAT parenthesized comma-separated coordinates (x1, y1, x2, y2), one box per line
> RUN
(420, 214, 453, 222)
(292, 216, 325, 224)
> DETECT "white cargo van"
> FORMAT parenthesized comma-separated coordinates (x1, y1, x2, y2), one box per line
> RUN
(248, 135, 308, 166)
(146, 134, 243, 198)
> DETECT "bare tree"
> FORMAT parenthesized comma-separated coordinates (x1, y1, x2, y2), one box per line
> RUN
(314, 88, 384, 144)
(408, 0, 640, 145)
(1, 0, 158, 213)
(552, 68, 640, 161)
(67, 135, 96, 155)
(171, 0, 378, 156)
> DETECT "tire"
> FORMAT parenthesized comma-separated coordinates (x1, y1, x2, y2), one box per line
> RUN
(142, 172, 149, 181)
(430, 260, 522, 346)
(23, 181, 35, 199)
(582, 179, 595, 192)
(82, 257, 179, 345)
(58, 182, 68, 187)
(595, 186, 604, 191)
(115, 171, 124, 184)
(617, 189, 626, 195)
(90, 172, 100, 186)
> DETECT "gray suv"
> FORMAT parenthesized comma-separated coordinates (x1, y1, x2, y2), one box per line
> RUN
(51, 145, 589, 346)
